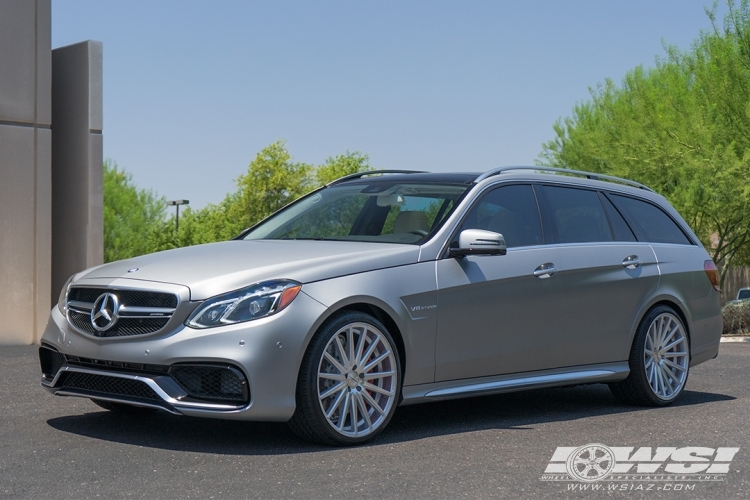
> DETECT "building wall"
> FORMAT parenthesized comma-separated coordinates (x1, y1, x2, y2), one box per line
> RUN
(51, 41, 104, 306)
(0, 0, 52, 344)
(0, 1, 102, 345)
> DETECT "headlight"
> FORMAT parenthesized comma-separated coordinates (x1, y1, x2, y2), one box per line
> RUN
(57, 274, 76, 314)
(186, 280, 302, 329)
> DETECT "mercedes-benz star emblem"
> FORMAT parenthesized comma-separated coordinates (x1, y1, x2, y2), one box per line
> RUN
(91, 293, 120, 332)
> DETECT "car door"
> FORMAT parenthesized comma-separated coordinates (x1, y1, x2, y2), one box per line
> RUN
(534, 185, 660, 366)
(435, 184, 562, 381)
(434, 183, 662, 382)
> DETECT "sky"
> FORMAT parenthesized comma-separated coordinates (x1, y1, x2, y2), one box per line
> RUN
(52, 0, 727, 210)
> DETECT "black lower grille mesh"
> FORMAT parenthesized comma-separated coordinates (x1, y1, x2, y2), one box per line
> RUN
(58, 372, 162, 401)
(39, 346, 66, 378)
(170, 365, 248, 403)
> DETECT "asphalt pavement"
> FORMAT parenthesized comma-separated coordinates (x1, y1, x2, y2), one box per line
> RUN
(1, 343, 748, 499)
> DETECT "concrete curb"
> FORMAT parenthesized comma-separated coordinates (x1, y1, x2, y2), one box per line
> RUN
(721, 336, 750, 342)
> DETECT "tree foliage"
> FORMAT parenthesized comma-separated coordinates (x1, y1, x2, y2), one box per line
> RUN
(540, 0, 750, 288)
(103, 142, 372, 261)
(103, 160, 167, 262)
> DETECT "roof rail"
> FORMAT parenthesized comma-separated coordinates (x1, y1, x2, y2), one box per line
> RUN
(475, 166, 654, 192)
(327, 170, 428, 186)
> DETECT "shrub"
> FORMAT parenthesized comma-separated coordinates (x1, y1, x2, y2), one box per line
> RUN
(721, 300, 750, 335)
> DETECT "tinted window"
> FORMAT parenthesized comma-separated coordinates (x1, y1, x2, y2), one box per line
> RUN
(600, 194, 637, 242)
(542, 186, 612, 243)
(609, 194, 691, 245)
(459, 184, 543, 248)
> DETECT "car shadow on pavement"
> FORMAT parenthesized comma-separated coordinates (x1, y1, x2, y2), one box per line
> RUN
(46, 383, 733, 455)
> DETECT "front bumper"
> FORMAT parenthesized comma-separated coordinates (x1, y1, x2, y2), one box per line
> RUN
(40, 290, 328, 421)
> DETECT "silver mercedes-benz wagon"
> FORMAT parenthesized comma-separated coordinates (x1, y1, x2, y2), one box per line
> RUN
(39, 166, 722, 445)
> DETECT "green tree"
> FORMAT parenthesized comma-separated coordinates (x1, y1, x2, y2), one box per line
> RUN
(539, 0, 750, 289)
(103, 160, 167, 262)
(103, 144, 374, 259)
(235, 140, 314, 229)
(234, 141, 372, 229)
(315, 150, 372, 185)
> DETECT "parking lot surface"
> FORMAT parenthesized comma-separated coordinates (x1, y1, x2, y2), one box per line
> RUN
(1, 343, 748, 499)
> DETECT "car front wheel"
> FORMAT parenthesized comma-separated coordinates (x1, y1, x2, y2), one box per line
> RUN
(609, 305, 690, 406)
(289, 311, 401, 446)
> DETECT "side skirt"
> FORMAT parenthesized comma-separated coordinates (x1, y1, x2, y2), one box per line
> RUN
(400, 361, 630, 405)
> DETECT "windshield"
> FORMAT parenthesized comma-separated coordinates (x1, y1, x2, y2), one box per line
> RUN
(243, 181, 470, 244)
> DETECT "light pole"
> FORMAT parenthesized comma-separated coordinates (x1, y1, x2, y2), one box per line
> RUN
(167, 199, 189, 232)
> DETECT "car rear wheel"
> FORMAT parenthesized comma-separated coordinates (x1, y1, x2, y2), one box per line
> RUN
(609, 305, 690, 406)
(288, 311, 401, 446)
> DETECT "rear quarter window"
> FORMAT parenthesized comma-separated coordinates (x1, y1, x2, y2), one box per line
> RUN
(608, 194, 692, 245)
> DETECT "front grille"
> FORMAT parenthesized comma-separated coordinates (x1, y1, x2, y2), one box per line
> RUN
(66, 286, 177, 337)
(68, 288, 178, 308)
(39, 346, 66, 378)
(68, 310, 170, 337)
(57, 371, 163, 401)
(170, 365, 248, 404)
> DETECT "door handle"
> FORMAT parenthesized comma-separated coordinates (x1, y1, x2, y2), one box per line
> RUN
(622, 255, 641, 269)
(533, 263, 557, 279)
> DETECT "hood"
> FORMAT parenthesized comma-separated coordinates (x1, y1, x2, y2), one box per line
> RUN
(79, 240, 420, 300)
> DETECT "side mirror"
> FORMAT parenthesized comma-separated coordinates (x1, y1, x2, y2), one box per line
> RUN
(450, 229, 507, 257)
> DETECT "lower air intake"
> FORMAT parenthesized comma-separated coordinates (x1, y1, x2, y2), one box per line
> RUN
(58, 372, 162, 402)
(169, 364, 249, 404)
(39, 346, 66, 379)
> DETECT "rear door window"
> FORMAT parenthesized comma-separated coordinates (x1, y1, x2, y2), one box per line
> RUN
(609, 194, 692, 245)
(540, 185, 613, 244)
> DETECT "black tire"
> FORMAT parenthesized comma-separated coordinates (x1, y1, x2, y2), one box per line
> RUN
(91, 399, 157, 415)
(288, 311, 402, 446)
(609, 305, 690, 406)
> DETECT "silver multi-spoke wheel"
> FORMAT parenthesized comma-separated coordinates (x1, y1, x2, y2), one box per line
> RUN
(317, 322, 397, 438)
(609, 305, 690, 407)
(289, 312, 401, 445)
(644, 312, 689, 401)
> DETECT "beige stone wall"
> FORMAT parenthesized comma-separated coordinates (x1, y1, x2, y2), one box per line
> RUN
(0, 0, 52, 344)
(0, 2, 102, 345)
